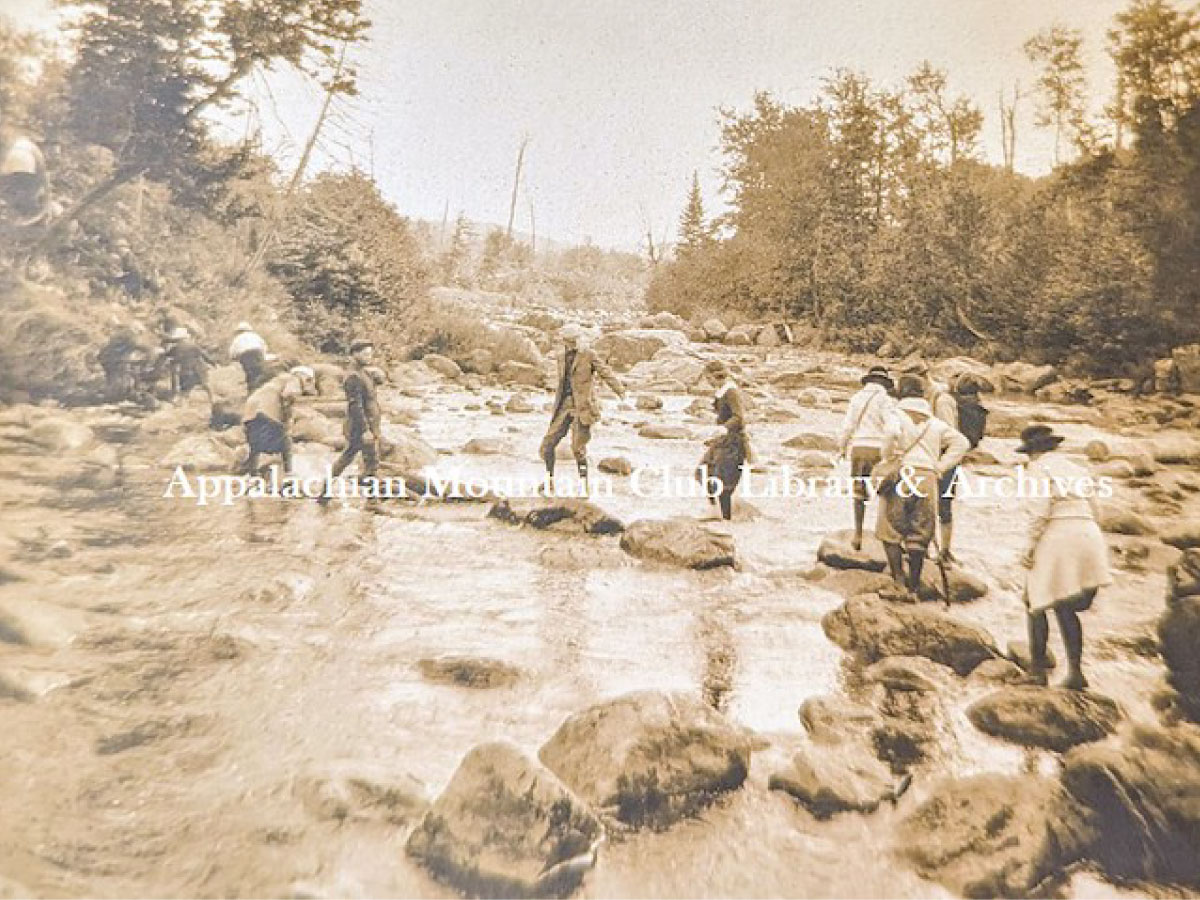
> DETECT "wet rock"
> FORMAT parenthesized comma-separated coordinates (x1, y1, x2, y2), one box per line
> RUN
(967, 686, 1122, 751)
(1006, 639, 1057, 672)
(1164, 524, 1200, 551)
(863, 656, 950, 694)
(497, 360, 546, 387)
(406, 742, 603, 899)
(505, 393, 535, 414)
(782, 432, 837, 453)
(27, 417, 95, 453)
(635, 394, 663, 411)
(1159, 577, 1200, 720)
(811, 567, 895, 598)
(969, 658, 1029, 684)
(1151, 435, 1200, 466)
(538, 690, 752, 827)
(768, 743, 896, 819)
(701, 318, 728, 341)
(896, 774, 1095, 898)
(597, 456, 632, 476)
(417, 655, 523, 688)
(379, 428, 439, 474)
(1096, 459, 1136, 480)
(489, 498, 624, 535)
(916, 564, 988, 604)
(822, 595, 999, 675)
(0, 596, 88, 649)
(160, 434, 236, 473)
(594, 329, 686, 370)
(999, 361, 1059, 394)
(796, 387, 832, 408)
(291, 407, 342, 446)
(1062, 724, 1200, 885)
(294, 763, 429, 825)
(462, 437, 508, 455)
(798, 695, 884, 744)
(421, 353, 463, 379)
(95, 715, 195, 755)
(1098, 502, 1154, 536)
(0, 666, 71, 701)
(636, 423, 691, 440)
(816, 530, 887, 572)
(619, 517, 735, 569)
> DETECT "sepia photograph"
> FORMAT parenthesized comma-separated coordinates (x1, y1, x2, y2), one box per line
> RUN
(2, 0, 1200, 897)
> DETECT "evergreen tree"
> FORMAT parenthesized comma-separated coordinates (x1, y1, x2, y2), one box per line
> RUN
(676, 171, 712, 258)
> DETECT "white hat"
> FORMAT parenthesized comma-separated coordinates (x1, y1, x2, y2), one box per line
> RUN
(560, 324, 585, 342)
(898, 397, 932, 417)
(167, 327, 188, 341)
(290, 365, 315, 380)
(235, 321, 253, 333)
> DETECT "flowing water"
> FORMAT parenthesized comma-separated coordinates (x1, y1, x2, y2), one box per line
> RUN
(0, 355, 1184, 898)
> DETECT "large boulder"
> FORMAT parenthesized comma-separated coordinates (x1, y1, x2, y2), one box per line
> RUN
(294, 762, 429, 825)
(1062, 724, 1200, 886)
(422, 353, 463, 379)
(822, 595, 999, 674)
(619, 518, 735, 569)
(1098, 501, 1154, 536)
(967, 687, 1122, 752)
(627, 349, 706, 388)
(768, 743, 897, 819)
(799, 694, 932, 773)
(816, 530, 887, 572)
(1163, 524, 1200, 551)
(160, 434, 236, 473)
(701, 318, 728, 341)
(1173, 344, 1200, 394)
(496, 360, 546, 387)
(999, 361, 1059, 394)
(724, 324, 759, 346)
(640, 311, 688, 332)
(1152, 435, 1200, 466)
(895, 774, 1096, 898)
(380, 428, 438, 474)
(1160, 566, 1200, 720)
(489, 498, 624, 535)
(538, 690, 752, 827)
(406, 742, 603, 898)
(916, 564, 988, 604)
(291, 406, 343, 447)
(593, 329, 687, 371)
(931, 357, 999, 393)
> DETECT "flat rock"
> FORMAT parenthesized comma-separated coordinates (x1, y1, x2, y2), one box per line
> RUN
(810, 567, 895, 598)
(422, 353, 463, 378)
(0, 596, 88, 649)
(294, 762, 429, 825)
(896, 774, 1095, 898)
(1006, 639, 1057, 672)
(782, 432, 837, 453)
(489, 498, 624, 535)
(635, 394, 664, 411)
(619, 517, 735, 569)
(0, 665, 71, 701)
(597, 456, 632, 476)
(863, 656, 951, 694)
(822, 595, 998, 675)
(461, 437, 508, 455)
(636, 423, 692, 440)
(496, 360, 546, 387)
(417, 655, 523, 689)
(406, 742, 603, 898)
(969, 658, 1029, 684)
(967, 686, 1122, 751)
(504, 393, 535, 414)
(1164, 524, 1200, 551)
(594, 329, 687, 370)
(160, 434, 236, 473)
(816, 530, 887, 572)
(539, 690, 752, 827)
(768, 743, 896, 819)
(916, 564, 988, 603)
(380, 428, 439, 474)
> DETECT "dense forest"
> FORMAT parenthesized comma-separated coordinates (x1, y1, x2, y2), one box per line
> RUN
(649, 0, 1200, 374)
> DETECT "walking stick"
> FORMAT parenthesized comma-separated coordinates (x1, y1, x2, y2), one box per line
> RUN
(929, 529, 952, 609)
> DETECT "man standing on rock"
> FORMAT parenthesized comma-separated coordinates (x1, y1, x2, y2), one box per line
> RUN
(329, 339, 383, 484)
(163, 327, 213, 401)
(540, 324, 625, 495)
(228, 321, 269, 392)
(838, 365, 895, 550)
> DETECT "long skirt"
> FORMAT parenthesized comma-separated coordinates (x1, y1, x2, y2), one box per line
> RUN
(1025, 517, 1112, 613)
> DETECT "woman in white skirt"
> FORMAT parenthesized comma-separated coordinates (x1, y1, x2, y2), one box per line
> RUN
(1017, 425, 1112, 690)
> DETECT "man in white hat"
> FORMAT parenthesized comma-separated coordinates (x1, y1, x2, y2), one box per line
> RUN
(540, 324, 625, 494)
(228, 321, 269, 392)
(163, 326, 213, 399)
(242, 365, 314, 475)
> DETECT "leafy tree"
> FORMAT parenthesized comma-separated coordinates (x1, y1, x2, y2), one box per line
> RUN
(1024, 26, 1091, 163)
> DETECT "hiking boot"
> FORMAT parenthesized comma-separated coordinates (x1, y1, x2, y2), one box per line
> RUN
(1060, 671, 1089, 692)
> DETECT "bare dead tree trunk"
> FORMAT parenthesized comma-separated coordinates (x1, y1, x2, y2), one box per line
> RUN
(999, 82, 1020, 173)
(505, 135, 529, 241)
(528, 198, 536, 257)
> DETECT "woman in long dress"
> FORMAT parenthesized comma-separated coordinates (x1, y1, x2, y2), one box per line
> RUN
(1018, 425, 1112, 690)
(697, 360, 751, 521)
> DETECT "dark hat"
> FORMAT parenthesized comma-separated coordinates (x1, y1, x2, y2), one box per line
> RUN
(349, 339, 374, 353)
(952, 373, 982, 396)
(897, 374, 926, 399)
(861, 365, 894, 390)
(1016, 425, 1065, 455)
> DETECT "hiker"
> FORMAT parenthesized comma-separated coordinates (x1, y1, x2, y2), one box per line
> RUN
(936, 375, 989, 562)
(242, 366, 314, 475)
(876, 375, 969, 599)
(539, 324, 625, 495)
(1017, 425, 1111, 691)
(98, 326, 151, 403)
(329, 339, 383, 483)
(696, 359, 751, 521)
(228, 322, 269, 392)
(163, 327, 213, 400)
(837, 365, 896, 550)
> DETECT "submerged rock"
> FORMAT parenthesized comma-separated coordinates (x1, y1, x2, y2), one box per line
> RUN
(160, 434, 236, 473)
(489, 498, 624, 535)
(538, 690, 752, 828)
(816, 530, 888, 573)
(822, 595, 998, 674)
(619, 517, 735, 569)
(1062, 724, 1200, 886)
(417, 655, 523, 689)
(0, 596, 88, 649)
(406, 742, 603, 898)
(294, 763, 428, 825)
(768, 743, 897, 819)
(896, 774, 1095, 898)
(967, 686, 1122, 751)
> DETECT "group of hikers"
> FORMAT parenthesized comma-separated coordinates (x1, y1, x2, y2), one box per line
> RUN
(102, 316, 1111, 692)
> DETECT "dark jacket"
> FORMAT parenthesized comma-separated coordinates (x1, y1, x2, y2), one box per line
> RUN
(344, 366, 381, 433)
(552, 347, 623, 425)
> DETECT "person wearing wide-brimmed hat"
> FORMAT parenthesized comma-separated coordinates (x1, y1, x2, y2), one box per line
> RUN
(329, 339, 383, 483)
(838, 365, 896, 550)
(1017, 424, 1111, 691)
(695, 359, 751, 520)
(163, 326, 213, 400)
(876, 375, 969, 598)
(539, 324, 625, 495)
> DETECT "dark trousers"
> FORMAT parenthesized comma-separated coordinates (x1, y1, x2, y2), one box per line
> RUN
(332, 422, 379, 479)
(540, 404, 590, 472)
(238, 350, 267, 392)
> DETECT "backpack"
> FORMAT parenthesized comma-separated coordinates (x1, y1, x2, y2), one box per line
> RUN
(956, 394, 988, 449)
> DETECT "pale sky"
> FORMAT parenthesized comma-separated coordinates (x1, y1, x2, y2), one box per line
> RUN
(10, 0, 1129, 249)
